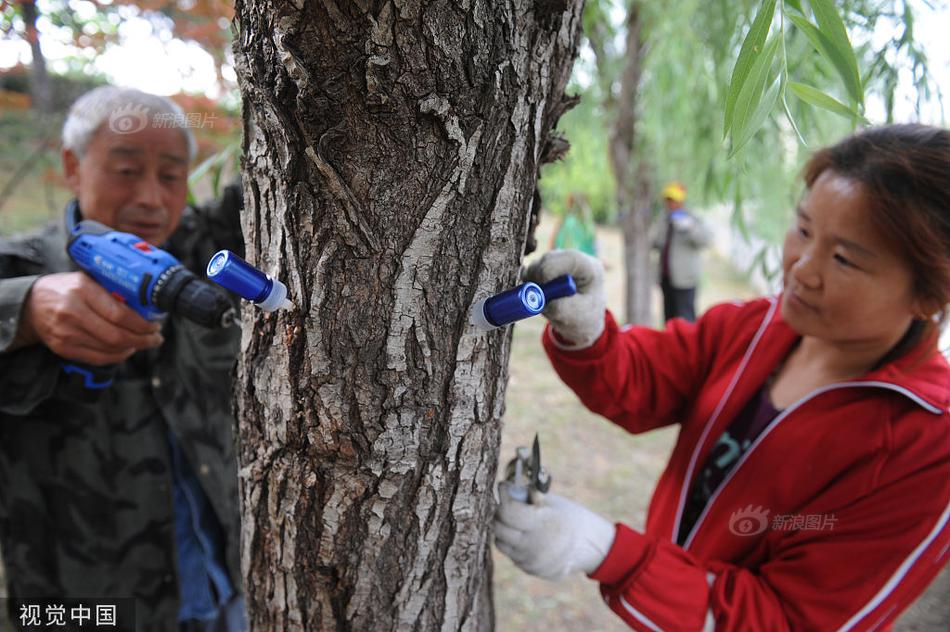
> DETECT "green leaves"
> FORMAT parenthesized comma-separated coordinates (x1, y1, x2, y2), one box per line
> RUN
(728, 36, 781, 157)
(724, 0, 778, 140)
(788, 81, 867, 123)
(723, 0, 866, 158)
(187, 142, 239, 207)
(807, 0, 863, 106)
(784, 10, 863, 107)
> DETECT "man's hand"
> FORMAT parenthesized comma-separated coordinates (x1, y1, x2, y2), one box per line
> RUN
(18, 272, 164, 365)
(524, 249, 606, 349)
(494, 482, 616, 581)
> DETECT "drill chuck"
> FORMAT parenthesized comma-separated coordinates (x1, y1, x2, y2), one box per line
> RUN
(154, 266, 236, 328)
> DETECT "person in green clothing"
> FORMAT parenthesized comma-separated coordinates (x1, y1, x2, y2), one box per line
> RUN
(551, 192, 598, 256)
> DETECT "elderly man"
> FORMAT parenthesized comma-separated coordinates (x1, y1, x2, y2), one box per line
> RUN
(0, 87, 246, 632)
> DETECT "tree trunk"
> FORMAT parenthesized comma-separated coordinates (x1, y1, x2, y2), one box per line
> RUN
(621, 162, 653, 326)
(609, 1, 652, 325)
(20, 0, 52, 114)
(231, 2, 583, 630)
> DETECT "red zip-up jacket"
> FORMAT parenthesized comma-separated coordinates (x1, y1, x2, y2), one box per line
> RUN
(543, 296, 950, 631)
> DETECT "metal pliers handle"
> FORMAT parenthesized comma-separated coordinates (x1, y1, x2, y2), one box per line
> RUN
(503, 434, 551, 504)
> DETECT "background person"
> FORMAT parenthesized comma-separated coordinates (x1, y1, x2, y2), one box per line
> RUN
(550, 192, 598, 257)
(649, 181, 710, 322)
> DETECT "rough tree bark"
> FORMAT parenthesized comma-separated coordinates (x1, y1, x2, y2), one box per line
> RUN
(232, 2, 584, 630)
(610, 1, 653, 326)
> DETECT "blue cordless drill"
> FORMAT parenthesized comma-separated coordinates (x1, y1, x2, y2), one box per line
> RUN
(64, 219, 236, 389)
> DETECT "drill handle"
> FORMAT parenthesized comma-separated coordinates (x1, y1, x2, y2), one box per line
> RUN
(61, 363, 117, 390)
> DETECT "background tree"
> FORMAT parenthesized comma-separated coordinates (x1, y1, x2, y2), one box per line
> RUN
(0, 0, 242, 224)
(554, 0, 943, 324)
(15, 0, 51, 113)
(1, 0, 235, 88)
(232, 1, 584, 629)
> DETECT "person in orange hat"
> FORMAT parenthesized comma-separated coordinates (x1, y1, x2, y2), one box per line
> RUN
(649, 181, 710, 322)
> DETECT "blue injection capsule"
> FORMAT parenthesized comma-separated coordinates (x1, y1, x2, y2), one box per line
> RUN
(206, 250, 293, 312)
(470, 282, 545, 331)
(540, 274, 577, 301)
(470, 274, 577, 332)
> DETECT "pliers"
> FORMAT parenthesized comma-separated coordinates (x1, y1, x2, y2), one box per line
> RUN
(504, 433, 552, 504)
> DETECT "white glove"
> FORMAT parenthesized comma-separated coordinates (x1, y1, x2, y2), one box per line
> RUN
(524, 249, 606, 349)
(494, 482, 616, 581)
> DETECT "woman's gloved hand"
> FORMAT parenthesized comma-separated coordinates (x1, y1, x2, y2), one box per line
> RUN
(524, 249, 607, 349)
(493, 482, 616, 581)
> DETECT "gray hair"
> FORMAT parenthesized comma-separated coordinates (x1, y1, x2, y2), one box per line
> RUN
(61, 86, 197, 161)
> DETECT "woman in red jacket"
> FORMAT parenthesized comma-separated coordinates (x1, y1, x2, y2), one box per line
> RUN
(494, 124, 950, 631)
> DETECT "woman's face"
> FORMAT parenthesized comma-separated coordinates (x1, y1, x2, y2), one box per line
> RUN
(781, 171, 923, 350)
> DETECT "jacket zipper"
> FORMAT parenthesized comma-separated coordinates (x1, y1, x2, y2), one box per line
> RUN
(681, 380, 942, 550)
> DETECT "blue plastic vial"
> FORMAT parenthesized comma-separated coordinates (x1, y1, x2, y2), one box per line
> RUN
(470, 282, 546, 331)
(206, 250, 293, 312)
(539, 274, 577, 301)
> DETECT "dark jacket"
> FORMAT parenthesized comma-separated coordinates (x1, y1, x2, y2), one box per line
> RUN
(0, 186, 244, 632)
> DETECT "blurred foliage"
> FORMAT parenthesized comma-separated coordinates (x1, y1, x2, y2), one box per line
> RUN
(858, 0, 946, 123)
(539, 88, 617, 224)
(0, 106, 68, 233)
(1, 0, 234, 90)
(187, 139, 239, 206)
(0, 0, 241, 231)
(541, 0, 943, 250)
(0, 62, 107, 111)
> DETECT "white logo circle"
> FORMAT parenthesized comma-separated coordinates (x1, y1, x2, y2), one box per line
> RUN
(728, 505, 771, 536)
(108, 104, 150, 134)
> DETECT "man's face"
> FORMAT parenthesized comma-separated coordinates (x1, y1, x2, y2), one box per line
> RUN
(63, 123, 190, 245)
